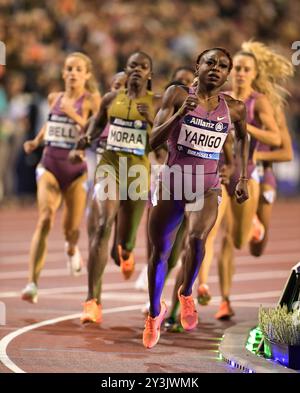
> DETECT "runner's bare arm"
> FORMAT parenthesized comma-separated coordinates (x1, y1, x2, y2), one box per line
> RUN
(23, 92, 60, 154)
(76, 91, 117, 149)
(247, 95, 281, 147)
(255, 108, 293, 162)
(137, 94, 162, 127)
(220, 132, 234, 185)
(230, 99, 249, 203)
(150, 86, 197, 149)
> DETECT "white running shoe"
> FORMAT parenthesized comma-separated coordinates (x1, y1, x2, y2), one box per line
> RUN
(65, 243, 83, 276)
(134, 265, 148, 292)
(21, 282, 38, 304)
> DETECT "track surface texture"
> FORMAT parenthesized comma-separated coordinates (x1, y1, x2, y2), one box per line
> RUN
(0, 199, 299, 373)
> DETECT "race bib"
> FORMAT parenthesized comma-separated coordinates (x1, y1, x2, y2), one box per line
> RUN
(106, 117, 147, 156)
(44, 114, 79, 149)
(177, 115, 228, 160)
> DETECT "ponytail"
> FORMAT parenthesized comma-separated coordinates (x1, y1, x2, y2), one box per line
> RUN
(239, 41, 294, 110)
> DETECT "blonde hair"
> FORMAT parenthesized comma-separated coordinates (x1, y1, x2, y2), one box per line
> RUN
(65, 52, 99, 94)
(237, 41, 294, 111)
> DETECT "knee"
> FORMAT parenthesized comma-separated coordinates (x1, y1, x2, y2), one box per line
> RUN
(38, 209, 55, 233)
(94, 215, 115, 242)
(188, 231, 207, 246)
(150, 244, 171, 268)
(185, 233, 206, 260)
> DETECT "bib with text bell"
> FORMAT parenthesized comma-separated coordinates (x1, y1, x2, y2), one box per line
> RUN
(44, 113, 79, 149)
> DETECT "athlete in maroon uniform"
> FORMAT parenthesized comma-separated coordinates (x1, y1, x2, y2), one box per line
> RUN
(21, 52, 100, 304)
(143, 48, 249, 349)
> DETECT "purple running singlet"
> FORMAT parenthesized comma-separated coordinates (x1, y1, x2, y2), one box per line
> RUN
(226, 91, 263, 196)
(158, 87, 231, 204)
(40, 93, 87, 191)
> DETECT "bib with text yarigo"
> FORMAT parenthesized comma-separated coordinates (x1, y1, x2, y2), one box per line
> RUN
(177, 115, 229, 160)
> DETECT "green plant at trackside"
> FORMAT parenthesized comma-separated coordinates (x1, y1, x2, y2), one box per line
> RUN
(259, 304, 300, 346)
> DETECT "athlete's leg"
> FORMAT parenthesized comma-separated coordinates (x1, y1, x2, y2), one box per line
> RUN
(27, 169, 62, 284)
(217, 202, 235, 301)
(86, 178, 120, 303)
(116, 198, 147, 256)
(213, 202, 236, 319)
(146, 206, 152, 259)
(167, 189, 222, 320)
(181, 189, 220, 296)
(231, 178, 260, 249)
(249, 183, 276, 257)
(166, 216, 187, 275)
(135, 204, 164, 292)
(198, 184, 229, 286)
(85, 146, 97, 197)
(148, 195, 185, 317)
(164, 218, 188, 323)
(62, 173, 87, 255)
(110, 215, 119, 264)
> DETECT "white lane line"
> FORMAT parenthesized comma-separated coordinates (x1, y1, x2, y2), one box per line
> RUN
(0, 286, 282, 374)
(209, 270, 288, 283)
(0, 303, 145, 374)
(209, 290, 281, 303)
(1, 253, 299, 278)
(0, 249, 147, 265)
(46, 291, 148, 302)
(0, 269, 289, 299)
(0, 263, 147, 279)
(46, 290, 280, 304)
(220, 301, 275, 308)
(0, 282, 132, 298)
(1, 235, 299, 262)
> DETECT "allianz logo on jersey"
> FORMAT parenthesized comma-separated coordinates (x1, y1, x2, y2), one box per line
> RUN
(184, 115, 228, 132)
(112, 117, 147, 130)
(48, 113, 75, 124)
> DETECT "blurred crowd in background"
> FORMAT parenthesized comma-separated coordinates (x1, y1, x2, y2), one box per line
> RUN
(0, 0, 300, 205)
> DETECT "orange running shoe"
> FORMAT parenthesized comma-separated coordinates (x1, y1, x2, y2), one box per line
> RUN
(251, 215, 265, 243)
(178, 286, 198, 331)
(214, 300, 234, 320)
(143, 301, 167, 349)
(197, 284, 212, 306)
(80, 299, 102, 324)
(118, 245, 135, 280)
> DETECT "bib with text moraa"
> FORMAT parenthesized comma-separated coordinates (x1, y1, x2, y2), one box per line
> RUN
(106, 116, 147, 156)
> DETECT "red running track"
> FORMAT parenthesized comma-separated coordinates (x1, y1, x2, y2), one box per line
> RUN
(0, 199, 299, 373)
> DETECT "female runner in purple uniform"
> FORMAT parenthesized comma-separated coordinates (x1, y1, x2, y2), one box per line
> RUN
(21, 52, 100, 303)
(143, 48, 249, 348)
(196, 41, 292, 320)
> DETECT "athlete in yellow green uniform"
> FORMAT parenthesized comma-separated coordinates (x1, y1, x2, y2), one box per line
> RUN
(75, 51, 161, 324)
